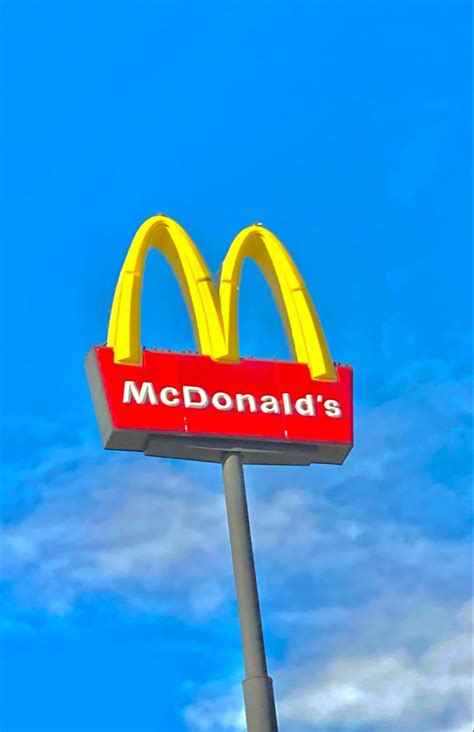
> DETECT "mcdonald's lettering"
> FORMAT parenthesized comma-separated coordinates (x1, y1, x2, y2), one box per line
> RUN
(121, 379, 343, 418)
(86, 216, 353, 466)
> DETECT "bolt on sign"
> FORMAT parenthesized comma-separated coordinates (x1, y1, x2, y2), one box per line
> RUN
(86, 215, 353, 466)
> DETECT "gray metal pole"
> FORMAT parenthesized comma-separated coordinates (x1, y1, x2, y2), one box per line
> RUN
(222, 453, 279, 732)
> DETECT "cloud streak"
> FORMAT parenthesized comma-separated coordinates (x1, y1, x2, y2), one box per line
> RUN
(1, 456, 232, 617)
(187, 597, 472, 732)
(1, 367, 472, 730)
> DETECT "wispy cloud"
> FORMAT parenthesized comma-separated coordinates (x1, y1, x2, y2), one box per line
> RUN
(1, 367, 472, 730)
(1, 456, 232, 617)
(186, 597, 472, 732)
(276, 597, 472, 731)
(182, 374, 472, 731)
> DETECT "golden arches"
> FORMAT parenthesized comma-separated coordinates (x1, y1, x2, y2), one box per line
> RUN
(107, 216, 227, 364)
(219, 226, 336, 381)
(107, 215, 336, 380)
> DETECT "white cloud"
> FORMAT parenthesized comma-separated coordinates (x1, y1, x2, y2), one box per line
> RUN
(5, 450, 468, 623)
(181, 375, 472, 732)
(1, 368, 472, 731)
(2, 373, 471, 617)
(1, 456, 232, 617)
(279, 613, 472, 729)
(185, 598, 473, 732)
(184, 689, 246, 732)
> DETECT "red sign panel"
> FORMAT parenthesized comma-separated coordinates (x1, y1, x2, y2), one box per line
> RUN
(86, 346, 353, 466)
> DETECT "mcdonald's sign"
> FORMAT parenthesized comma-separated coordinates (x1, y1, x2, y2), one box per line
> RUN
(86, 215, 353, 465)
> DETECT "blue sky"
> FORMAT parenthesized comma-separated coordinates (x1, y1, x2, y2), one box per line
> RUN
(0, 1, 471, 731)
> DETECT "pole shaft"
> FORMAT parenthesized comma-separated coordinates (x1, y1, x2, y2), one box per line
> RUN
(222, 453, 278, 732)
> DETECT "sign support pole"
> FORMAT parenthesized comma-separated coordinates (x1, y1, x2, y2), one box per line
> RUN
(222, 453, 279, 732)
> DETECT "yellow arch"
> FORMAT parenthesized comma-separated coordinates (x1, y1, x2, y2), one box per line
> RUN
(219, 225, 336, 380)
(107, 216, 336, 380)
(107, 215, 227, 364)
